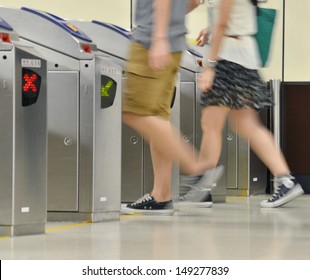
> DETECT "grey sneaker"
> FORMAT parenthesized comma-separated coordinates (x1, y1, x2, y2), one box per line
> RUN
(121, 193, 174, 215)
(260, 175, 304, 208)
(179, 187, 213, 208)
(179, 165, 224, 208)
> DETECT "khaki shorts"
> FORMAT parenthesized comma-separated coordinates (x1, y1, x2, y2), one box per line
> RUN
(123, 42, 182, 120)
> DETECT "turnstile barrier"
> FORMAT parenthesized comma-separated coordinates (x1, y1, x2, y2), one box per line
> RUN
(0, 19, 47, 236)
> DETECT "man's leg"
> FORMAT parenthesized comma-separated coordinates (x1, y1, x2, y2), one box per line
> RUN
(121, 44, 208, 215)
(150, 135, 173, 202)
(123, 112, 208, 176)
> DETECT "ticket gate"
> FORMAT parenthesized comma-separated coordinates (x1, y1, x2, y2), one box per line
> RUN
(0, 7, 122, 221)
(0, 19, 47, 236)
(67, 20, 181, 202)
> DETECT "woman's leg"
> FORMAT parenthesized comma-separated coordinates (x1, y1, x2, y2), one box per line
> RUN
(229, 108, 304, 208)
(199, 106, 230, 168)
(229, 108, 289, 176)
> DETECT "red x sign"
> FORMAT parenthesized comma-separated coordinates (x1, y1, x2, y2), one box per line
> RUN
(23, 73, 38, 92)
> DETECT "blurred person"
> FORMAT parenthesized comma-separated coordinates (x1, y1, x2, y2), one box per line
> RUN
(122, 0, 223, 215)
(196, 0, 304, 208)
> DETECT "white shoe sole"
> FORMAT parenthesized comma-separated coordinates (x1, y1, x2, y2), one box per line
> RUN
(178, 201, 213, 208)
(121, 206, 175, 216)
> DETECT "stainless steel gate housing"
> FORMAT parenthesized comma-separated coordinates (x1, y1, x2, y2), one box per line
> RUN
(0, 20, 47, 236)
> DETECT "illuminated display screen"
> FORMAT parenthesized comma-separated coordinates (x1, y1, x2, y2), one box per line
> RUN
(65, 23, 79, 32)
(101, 75, 117, 109)
(22, 68, 41, 107)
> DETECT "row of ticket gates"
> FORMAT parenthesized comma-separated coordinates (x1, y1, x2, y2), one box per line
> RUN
(0, 6, 274, 236)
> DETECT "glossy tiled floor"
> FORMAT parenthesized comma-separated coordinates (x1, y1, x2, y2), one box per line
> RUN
(1, 195, 309, 260)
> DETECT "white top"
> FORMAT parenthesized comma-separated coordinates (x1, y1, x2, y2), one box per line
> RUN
(208, 0, 262, 69)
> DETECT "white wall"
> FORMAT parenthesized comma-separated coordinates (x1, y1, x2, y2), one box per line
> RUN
(284, 0, 310, 81)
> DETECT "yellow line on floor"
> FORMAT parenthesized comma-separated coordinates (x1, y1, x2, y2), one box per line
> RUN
(0, 218, 129, 239)
(45, 221, 91, 233)
(45, 215, 142, 232)
(45, 215, 141, 232)
(226, 195, 248, 202)
(120, 213, 141, 219)
(0, 222, 91, 239)
(0, 236, 9, 241)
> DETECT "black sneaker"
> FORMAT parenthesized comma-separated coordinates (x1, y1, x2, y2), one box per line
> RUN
(179, 165, 224, 208)
(260, 175, 304, 208)
(121, 193, 174, 216)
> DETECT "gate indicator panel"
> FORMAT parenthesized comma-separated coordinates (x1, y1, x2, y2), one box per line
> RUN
(101, 75, 117, 109)
(22, 68, 41, 106)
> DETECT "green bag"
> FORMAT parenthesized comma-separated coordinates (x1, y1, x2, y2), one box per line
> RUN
(255, 7, 277, 67)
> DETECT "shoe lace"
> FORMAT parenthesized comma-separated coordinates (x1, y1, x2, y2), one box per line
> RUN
(269, 177, 294, 201)
(131, 193, 153, 206)
(269, 185, 281, 201)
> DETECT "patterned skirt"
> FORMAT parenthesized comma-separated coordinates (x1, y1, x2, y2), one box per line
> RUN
(200, 60, 273, 110)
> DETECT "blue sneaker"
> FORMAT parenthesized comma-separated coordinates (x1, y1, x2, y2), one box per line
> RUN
(260, 175, 304, 208)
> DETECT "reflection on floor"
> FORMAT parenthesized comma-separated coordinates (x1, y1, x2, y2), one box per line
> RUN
(1, 195, 309, 260)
